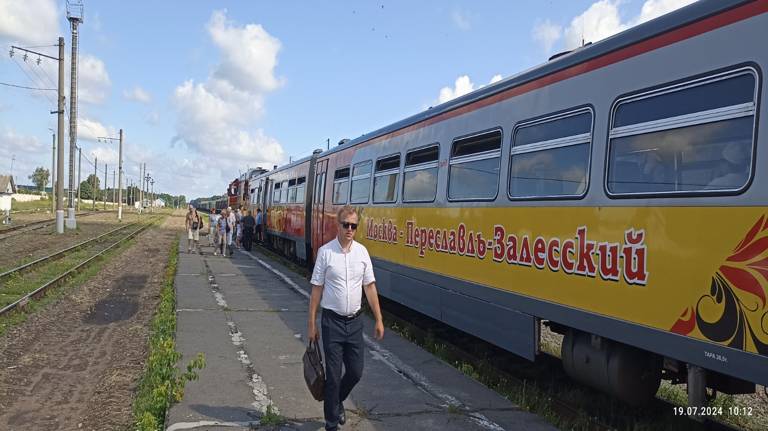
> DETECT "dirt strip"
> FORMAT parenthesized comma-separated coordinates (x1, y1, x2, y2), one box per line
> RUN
(0, 212, 183, 431)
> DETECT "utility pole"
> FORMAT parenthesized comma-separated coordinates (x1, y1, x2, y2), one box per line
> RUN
(66, 1, 84, 230)
(50, 131, 56, 214)
(76, 147, 81, 211)
(112, 170, 115, 206)
(139, 163, 144, 215)
(103, 163, 107, 210)
(56, 37, 65, 233)
(150, 178, 155, 213)
(92, 156, 96, 211)
(117, 129, 124, 220)
(12, 40, 66, 231)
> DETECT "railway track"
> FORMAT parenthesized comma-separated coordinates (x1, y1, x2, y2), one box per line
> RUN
(0, 210, 118, 239)
(0, 216, 160, 318)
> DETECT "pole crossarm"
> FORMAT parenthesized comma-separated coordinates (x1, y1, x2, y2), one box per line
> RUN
(10, 45, 61, 61)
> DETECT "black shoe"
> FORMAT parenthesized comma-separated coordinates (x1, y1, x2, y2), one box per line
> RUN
(338, 403, 346, 425)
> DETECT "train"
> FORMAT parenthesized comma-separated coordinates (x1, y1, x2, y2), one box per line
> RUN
(220, 0, 768, 407)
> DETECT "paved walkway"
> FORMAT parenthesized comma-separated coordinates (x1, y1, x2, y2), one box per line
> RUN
(166, 237, 557, 431)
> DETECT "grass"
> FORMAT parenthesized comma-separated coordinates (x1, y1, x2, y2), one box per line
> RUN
(0, 225, 143, 336)
(10, 198, 52, 212)
(132, 239, 206, 431)
(259, 403, 285, 426)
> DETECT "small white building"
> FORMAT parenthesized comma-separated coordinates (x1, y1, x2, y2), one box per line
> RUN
(0, 175, 17, 212)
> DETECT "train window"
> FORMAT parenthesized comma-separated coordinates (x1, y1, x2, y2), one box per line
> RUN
(509, 109, 592, 199)
(287, 179, 297, 203)
(280, 180, 289, 203)
(403, 145, 439, 202)
(373, 154, 400, 203)
(608, 69, 757, 195)
(333, 167, 350, 205)
(272, 182, 281, 203)
(296, 176, 306, 204)
(350, 161, 372, 204)
(448, 130, 501, 201)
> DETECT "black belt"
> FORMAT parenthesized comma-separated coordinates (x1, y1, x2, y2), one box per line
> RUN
(324, 308, 363, 320)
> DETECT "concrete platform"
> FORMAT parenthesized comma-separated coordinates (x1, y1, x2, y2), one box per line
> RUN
(166, 237, 557, 431)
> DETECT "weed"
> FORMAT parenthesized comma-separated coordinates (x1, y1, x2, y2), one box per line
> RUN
(260, 403, 284, 426)
(133, 241, 206, 431)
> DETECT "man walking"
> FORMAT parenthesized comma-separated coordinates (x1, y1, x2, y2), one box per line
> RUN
(241, 209, 255, 251)
(307, 206, 384, 431)
(185, 206, 203, 253)
(209, 208, 220, 247)
(254, 208, 263, 244)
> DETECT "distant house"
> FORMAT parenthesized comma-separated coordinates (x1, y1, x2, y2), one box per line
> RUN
(0, 175, 17, 212)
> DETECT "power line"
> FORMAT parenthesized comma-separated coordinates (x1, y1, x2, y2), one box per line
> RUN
(0, 81, 56, 91)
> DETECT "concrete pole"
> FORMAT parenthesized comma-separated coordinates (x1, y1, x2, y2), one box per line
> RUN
(92, 157, 96, 211)
(55, 37, 65, 234)
(112, 170, 115, 206)
(103, 163, 107, 210)
(66, 17, 82, 230)
(117, 129, 124, 221)
(50, 133, 56, 215)
(151, 179, 155, 213)
(76, 147, 81, 212)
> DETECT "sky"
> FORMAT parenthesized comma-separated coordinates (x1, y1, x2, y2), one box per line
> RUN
(0, 0, 698, 200)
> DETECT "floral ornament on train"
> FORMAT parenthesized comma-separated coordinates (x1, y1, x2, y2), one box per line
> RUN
(671, 215, 768, 357)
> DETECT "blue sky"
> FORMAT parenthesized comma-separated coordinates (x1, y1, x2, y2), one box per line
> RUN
(0, 0, 696, 199)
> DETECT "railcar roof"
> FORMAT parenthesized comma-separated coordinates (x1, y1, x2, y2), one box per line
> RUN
(309, 0, 750, 158)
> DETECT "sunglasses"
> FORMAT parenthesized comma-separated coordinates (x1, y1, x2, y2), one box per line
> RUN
(340, 222, 358, 230)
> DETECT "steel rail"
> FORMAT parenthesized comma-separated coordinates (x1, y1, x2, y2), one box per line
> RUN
(0, 221, 140, 283)
(0, 210, 119, 238)
(0, 218, 159, 317)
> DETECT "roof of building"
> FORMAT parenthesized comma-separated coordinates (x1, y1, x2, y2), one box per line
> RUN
(0, 175, 17, 194)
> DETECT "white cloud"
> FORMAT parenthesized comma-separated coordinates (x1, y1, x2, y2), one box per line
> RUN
(0, 128, 44, 154)
(436, 74, 503, 105)
(0, 0, 59, 45)
(635, 0, 698, 24)
(452, 9, 471, 31)
(208, 9, 283, 94)
(79, 54, 112, 104)
(123, 86, 152, 103)
(563, 0, 626, 50)
(535, 0, 698, 53)
(78, 117, 116, 142)
(532, 19, 563, 54)
(171, 9, 285, 183)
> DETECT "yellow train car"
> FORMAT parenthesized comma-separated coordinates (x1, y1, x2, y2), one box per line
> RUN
(261, 0, 768, 406)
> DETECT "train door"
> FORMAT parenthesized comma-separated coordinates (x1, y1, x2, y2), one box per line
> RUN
(311, 159, 328, 262)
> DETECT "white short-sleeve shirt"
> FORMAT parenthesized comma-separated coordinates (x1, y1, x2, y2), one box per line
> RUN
(310, 238, 376, 316)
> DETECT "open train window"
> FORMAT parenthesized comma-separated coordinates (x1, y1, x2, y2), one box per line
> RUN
(607, 68, 757, 196)
(403, 145, 439, 202)
(448, 130, 501, 201)
(332, 167, 350, 205)
(350, 161, 372, 204)
(373, 154, 400, 203)
(509, 108, 592, 199)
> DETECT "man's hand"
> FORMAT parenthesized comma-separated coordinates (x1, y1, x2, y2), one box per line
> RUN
(307, 322, 319, 343)
(374, 320, 384, 340)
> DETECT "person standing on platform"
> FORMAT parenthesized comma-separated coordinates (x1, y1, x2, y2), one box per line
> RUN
(227, 207, 237, 256)
(241, 209, 255, 251)
(254, 208, 263, 244)
(185, 206, 203, 253)
(216, 208, 229, 257)
(209, 208, 220, 247)
(307, 206, 384, 431)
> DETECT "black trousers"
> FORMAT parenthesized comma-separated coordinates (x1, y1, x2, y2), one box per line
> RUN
(243, 228, 253, 251)
(321, 309, 364, 430)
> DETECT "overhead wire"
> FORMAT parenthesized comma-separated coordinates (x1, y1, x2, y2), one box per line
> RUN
(0, 82, 56, 91)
